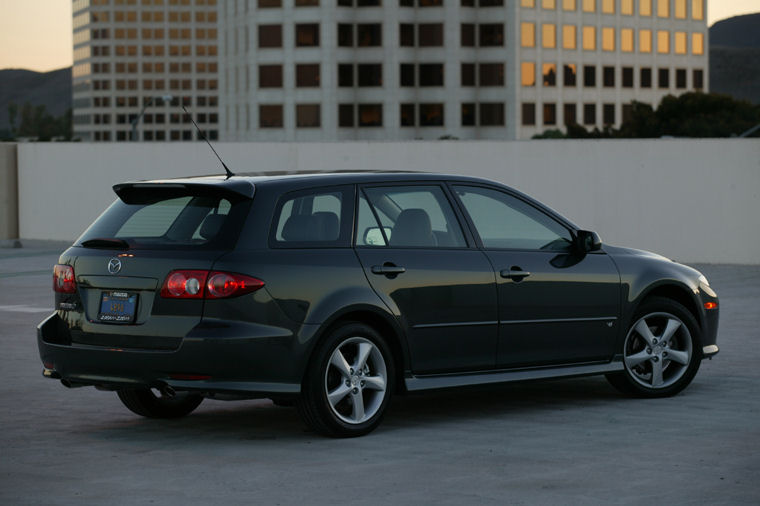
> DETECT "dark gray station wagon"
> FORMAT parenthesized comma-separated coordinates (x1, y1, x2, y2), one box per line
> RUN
(38, 172, 719, 437)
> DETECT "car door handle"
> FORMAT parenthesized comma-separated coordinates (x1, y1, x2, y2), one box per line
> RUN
(372, 263, 406, 276)
(500, 267, 531, 281)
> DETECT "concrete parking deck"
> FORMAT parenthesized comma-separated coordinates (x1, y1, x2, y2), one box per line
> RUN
(1, 246, 758, 505)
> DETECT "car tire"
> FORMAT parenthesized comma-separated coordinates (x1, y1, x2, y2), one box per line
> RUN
(606, 296, 702, 397)
(297, 322, 394, 437)
(117, 388, 203, 418)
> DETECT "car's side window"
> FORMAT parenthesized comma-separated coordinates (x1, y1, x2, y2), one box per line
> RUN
(360, 185, 466, 248)
(453, 185, 573, 251)
(271, 188, 348, 247)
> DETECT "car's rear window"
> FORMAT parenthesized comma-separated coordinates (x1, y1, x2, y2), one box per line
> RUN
(76, 191, 249, 250)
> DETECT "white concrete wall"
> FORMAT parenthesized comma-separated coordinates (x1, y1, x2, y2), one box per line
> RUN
(17, 139, 760, 264)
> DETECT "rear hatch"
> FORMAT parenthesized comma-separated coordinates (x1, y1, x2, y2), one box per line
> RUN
(55, 179, 254, 350)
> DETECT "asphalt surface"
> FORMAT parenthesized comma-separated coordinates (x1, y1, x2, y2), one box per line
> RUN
(1, 245, 758, 505)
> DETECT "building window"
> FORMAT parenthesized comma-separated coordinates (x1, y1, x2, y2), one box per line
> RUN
(692, 0, 704, 20)
(621, 28, 634, 52)
(657, 30, 669, 54)
(621, 0, 633, 14)
(640, 0, 652, 16)
(258, 0, 282, 7)
(693, 69, 703, 90)
(583, 65, 596, 87)
(657, 0, 669, 17)
(358, 104, 383, 127)
(583, 103, 595, 125)
(674, 32, 687, 54)
(603, 66, 614, 87)
(339, 104, 354, 127)
(562, 0, 575, 9)
(401, 64, 415, 86)
(603, 104, 615, 125)
(259, 25, 282, 47)
(521, 22, 535, 47)
(542, 24, 556, 48)
(602, 0, 614, 13)
(522, 103, 536, 126)
(338, 24, 353, 47)
(563, 25, 576, 49)
(521, 0, 535, 6)
(462, 63, 475, 86)
(338, 64, 354, 86)
(400, 104, 415, 127)
(543, 103, 556, 125)
(658, 67, 669, 88)
(676, 68, 687, 89)
(358, 64, 382, 86)
(623, 104, 633, 123)
(480, 63, 504, 86)
(461, 24, 475, 46)
(640, 29, 652, 53)
(542, 0, 556, 8)
(480, 103, 505, 126)
(563, 64, 576, 86)
(420, 104, 444, 126)
(296, 64, 320, 87)
(622, 67, 634, 87)
(480, 24, 504, 46)
(461, 103, 475, 126)
(296, 104, 320, 128)
(419, 64, 444, 86)
(602, 27, 615, 51)
(542, 63, 556, 86)
(583, 26, 596, 50)
(419, 24, 444, 46)
(400, 24, 414, 46)
(522, 62, 536, 86)
(358, 24, 382, 46)
(675, 0, 686, 18)
(259, 105, 283, 128)
(692, 32, 704, 55)
(641, 67, 652, 88)
(564, 103, 576, 125)
(296, 0, 319, 6)
(259, 65, 282, 87)
(296, 24, 319, 47)
(582, 0, 594, 12)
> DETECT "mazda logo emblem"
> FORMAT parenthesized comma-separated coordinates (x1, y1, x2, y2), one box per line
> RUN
(107, 258, 122, 274)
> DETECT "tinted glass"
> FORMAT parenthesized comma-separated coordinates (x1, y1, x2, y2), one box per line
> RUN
(272, 189, 347, 247)
(77, 192, 246, 250)
(454, 186, 572, 251)
(362, 186, 466, 248)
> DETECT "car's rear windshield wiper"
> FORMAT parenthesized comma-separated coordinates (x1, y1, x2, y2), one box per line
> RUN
(80, 238, 130, 250)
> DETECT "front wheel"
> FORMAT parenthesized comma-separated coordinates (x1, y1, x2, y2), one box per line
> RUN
(606, 297, 701, 397)
(117, 388, 203, 418)
(298, 322, 394, 437)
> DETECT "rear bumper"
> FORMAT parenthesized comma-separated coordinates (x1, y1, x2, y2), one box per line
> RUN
(37, 313, 312, 397)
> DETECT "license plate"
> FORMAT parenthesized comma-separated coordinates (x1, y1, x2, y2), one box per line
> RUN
(98, 291, 138, 323)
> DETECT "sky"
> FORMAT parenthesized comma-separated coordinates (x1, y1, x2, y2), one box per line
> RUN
(0, 0, 758, 72)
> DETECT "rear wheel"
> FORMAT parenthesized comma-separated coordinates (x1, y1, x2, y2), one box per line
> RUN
(298, 322, 394, 437)
(117, 388, 203, 418)
(606, 297, 701, 397)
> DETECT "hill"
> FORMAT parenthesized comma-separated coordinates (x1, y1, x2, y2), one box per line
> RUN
(0, 67, 71, 132)
(709, 13, 760, 105)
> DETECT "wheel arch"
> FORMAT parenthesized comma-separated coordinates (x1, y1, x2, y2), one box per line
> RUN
(302, 304, 410, 394)
(631, 281, 704, 333)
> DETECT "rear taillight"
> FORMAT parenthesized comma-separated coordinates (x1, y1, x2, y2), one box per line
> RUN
(160, 270, 264, 299)
(53, 264, 76, 294)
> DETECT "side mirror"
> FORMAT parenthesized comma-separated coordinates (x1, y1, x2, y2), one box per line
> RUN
(363, 227, 392, 246)
(576, 230, 602, 253)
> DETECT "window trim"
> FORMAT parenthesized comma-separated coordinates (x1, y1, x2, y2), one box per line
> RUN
(448, 183, 578, 252)
(354, 182, 474, 250)
(268, 185, 355, 249)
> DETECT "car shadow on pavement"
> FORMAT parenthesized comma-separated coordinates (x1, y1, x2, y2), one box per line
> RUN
(75, 376, 632, 442)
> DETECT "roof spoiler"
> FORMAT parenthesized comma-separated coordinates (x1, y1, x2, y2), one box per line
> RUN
(113, 180, 255, 204)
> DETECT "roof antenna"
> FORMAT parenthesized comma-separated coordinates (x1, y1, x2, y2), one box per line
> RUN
(182, 105, 234, 179)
